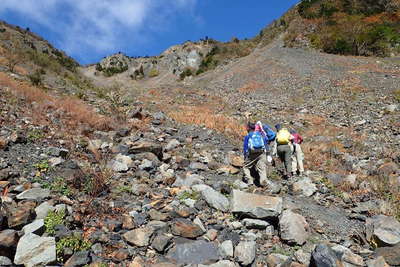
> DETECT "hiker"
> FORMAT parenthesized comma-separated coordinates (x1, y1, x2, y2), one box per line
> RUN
(261, 122, 276, 163)
(290, 129, 304, 176)
(243, 122, 268, 186)
(275, 124, 294, 178)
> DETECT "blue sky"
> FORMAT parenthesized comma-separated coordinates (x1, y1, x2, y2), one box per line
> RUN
(0, 0, 299, 64)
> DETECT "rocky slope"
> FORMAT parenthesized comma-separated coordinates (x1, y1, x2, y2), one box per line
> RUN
(0, 2, 400, 266)
(1, 72, 399, 266)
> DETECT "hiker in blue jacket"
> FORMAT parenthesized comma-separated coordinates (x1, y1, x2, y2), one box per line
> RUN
(243, 122, 271, 186)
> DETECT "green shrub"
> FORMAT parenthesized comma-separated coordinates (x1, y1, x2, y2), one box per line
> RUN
(56, 234, 91, 262)
(28, 69, 44, 86)
(103, 65, 128, 77)
(331, 38, 353, 54)
(394, 89, 400, 102)
(179, 67, 193, 80)
(44, 209, 66, 235)
(298, 0, 322, 19)
(319, 3, 338, 17)
(34, 160, 50, 173)
(95, 63, 103, 71)
(50, 177, 73, 196)
(148, 68, 159, 77)
(178, 191, 200, 201)
(27, 129, 44, 142)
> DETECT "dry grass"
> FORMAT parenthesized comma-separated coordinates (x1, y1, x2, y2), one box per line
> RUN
(238, 81, 264, 93)
(0, 72, 113, 134)
(168, 105, 246, 141)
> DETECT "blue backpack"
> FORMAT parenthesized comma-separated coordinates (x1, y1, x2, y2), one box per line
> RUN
(248, 132, 265, 151)
(263, 125, 276, 143)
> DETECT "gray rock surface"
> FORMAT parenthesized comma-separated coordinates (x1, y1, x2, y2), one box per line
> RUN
(311, 244, 341, 267)
(167, 240, 220, 265)
(16, 188, 50, 200)
(123, 227, 154, 247)
(22, 219, 45, 235)
(234, 241, 256, 266)
(231, 190, 282, 219)
(198, 260, 237, 267)
(292, 177, 317, 197)
(367, 256, 390, 267)
(173, 174, 204, 187)
(192, 184, 230, 212)
(35, 201, 55, 219)
(366, 215, 400, 246)
(279, 210, 309, 245)
(14, 233, 56, 267)
(332, 245, 364, 266)
(0, 256, 12, 266)
(242, 218, 271, 229)
(219, 240, 234, 258)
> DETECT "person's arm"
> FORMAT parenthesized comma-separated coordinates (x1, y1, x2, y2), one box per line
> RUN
(243, 135, 249, 157)
(298, 134, 303, 144)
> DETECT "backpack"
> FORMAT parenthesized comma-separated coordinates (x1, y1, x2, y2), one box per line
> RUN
(263, 125, 276, 142)
(248, 132, 265, 152)
(276, 128, 291, 145)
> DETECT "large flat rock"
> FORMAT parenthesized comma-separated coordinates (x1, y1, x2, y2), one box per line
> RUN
(167, 240, 220, 265)
(231, 190, 282, 219)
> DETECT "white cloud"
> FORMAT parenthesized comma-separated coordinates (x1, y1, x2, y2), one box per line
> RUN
(0, 0, 198, 62)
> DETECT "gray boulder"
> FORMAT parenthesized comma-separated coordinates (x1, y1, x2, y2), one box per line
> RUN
(0, 256, 12, 266)
(14, 233, 56, 267)
(234, 241, 256, 266)
(173, 174, 204, 187)
(292, 177, 317, 197)
(35, 201, 55, 219)
(366, 215, 400, 246)
(123, 227, 154, 247)
(231, 190, 282, 219)
(311, 244, 342, 267)
(167, 240, 220, 265)
(219, 240, 234, 258)
(16, 188, 50, 200)
(22, 219, 45, 235)
(165, 139, 180, 151)
(192, 184, 230, 212)
(279, 210, 310, 245)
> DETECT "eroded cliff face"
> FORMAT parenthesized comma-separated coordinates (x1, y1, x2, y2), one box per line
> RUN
(94, 41, 213, 80)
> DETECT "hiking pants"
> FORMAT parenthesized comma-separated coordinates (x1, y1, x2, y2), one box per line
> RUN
(271, 140, 277, 157)
(243, 152, 267, 185)
(292, 143, 304, 173)
(277, 144, 292, 175)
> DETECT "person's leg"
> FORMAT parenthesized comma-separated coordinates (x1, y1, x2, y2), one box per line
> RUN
(243, 154, 257, 185)
(283, 145, 292, 176)
(256, 153, 268, 186)
(296, 144, 304, 174)
(292, 152, 298, 174)
(277, 146, 286, 176)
